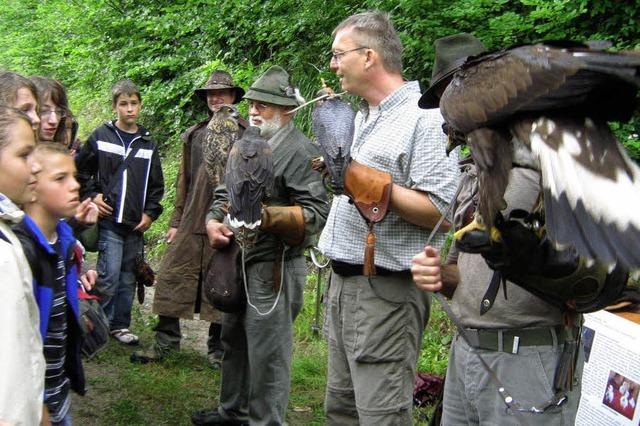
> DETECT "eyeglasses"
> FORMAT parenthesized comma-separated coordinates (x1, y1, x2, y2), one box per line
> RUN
(40, 108, 67, 119)
(248, 101, 272, 112)
(330, 46, 369, 62)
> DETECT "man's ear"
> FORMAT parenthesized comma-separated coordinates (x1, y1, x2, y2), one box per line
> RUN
(364, 48, 375, 70)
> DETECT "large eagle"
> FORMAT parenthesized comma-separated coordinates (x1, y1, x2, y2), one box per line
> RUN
(440, 41, 640, 269)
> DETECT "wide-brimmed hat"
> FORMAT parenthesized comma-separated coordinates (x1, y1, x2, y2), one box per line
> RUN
(418, 33, 485, 109)
(243, 65, 302, 107)
(194, 70, 245, 104)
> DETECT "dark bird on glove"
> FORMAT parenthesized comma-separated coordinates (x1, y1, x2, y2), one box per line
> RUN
(204, 104, 240, 187)
(312, 90, 355, 193)
(225, 126, 274, 244)
(440, 40, 640, 269)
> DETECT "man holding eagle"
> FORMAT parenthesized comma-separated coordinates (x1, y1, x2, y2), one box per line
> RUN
(412, 32, 636, 425)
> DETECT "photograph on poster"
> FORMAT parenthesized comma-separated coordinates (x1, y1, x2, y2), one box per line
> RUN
(602, 371, 639, 420)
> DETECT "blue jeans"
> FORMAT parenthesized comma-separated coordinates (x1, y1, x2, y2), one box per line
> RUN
(96, 225, 143, 331)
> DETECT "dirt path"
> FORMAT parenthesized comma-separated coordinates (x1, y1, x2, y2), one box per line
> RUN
(70, 284, 214, 425)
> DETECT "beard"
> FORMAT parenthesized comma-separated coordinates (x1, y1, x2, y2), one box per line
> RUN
(250, 112, 282, 139)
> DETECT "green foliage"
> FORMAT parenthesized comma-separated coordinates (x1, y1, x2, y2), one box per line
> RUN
(3, 0, 639, 151)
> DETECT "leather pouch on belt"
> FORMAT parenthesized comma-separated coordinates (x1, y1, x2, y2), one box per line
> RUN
(343, 160, 393, 276)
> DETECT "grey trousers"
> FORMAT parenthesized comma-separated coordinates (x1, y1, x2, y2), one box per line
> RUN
(442, 333, 583, 425)
(217, 257, 306, 426)
(325, 271, 431, 425)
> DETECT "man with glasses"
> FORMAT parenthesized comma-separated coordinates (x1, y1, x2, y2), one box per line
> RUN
(193, 65, 329, 426)
(318, 11, 459, 425)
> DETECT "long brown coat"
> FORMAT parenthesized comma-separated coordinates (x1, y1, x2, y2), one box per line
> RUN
(153, 116, 247, 321)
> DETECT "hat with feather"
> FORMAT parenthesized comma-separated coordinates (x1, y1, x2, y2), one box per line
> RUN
(244, 65, 305, 107)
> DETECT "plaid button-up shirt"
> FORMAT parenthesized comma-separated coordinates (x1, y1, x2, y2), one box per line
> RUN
(318, 81, 459, 271)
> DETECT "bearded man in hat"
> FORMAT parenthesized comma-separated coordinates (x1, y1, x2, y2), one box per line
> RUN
(192, 65, 329, 426)
(131, 70, 248, 365)
(317, 11, 460, 425)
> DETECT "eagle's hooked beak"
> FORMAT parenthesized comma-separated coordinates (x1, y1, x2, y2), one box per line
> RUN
(443, 122, 467, 156)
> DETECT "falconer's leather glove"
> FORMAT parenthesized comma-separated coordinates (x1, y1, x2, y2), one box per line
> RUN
(457, 209, 628, 313)
(343, 160, 393, 223)
(260, 206, 305, 246)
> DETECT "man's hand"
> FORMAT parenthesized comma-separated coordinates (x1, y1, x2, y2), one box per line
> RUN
(92, 193, 113, 218)
(411, 246, 443, 292)
(80, 269, 98, 292)
(133, 213, 153, 233)
(74, 198, 99, 226)
(165, 227, 178, 243)
(206, 220, 234, 248)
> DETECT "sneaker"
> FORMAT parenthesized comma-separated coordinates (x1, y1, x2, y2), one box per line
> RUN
(110, 329, 139, 345)
(191, 409, 247, 425)
(207, 350, 224, 369)
(130, 345, 168, 363)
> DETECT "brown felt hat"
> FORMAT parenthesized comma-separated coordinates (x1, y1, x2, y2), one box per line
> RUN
(194, 70, 245, 104)
(418, 33, 485, 109)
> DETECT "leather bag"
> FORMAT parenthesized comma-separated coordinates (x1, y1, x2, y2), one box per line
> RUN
(77, 290, 110, 358)
(203, 239, 246, 313)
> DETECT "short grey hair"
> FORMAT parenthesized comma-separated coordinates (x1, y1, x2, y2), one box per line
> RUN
(333, 11, 403, 74)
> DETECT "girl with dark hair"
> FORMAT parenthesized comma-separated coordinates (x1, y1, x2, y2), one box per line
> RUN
(30, 76, 77, 147)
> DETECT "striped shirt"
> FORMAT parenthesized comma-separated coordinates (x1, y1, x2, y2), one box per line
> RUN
(43, 241, 70, 422)
(318, 81, 459, 271)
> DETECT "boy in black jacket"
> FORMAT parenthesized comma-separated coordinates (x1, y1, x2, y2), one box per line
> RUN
(76, 79, 164, 344)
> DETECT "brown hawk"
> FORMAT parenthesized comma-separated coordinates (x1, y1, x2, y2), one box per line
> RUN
(225, 126, 274, 246)
(204, 104, 240, 187)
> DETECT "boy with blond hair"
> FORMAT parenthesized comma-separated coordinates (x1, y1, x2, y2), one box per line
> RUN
(14, 142, 94, 425)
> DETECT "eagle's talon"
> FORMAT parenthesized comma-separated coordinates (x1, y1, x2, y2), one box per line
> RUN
(454, 218, 502, 242)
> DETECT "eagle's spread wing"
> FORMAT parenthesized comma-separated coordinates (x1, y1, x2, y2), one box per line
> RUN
(442, 44, 640, 133)
(441, 42, 640, 268)
(204, 104, 240, 186)
(312, 96, 355, 190)
(225, 126, 274, 230)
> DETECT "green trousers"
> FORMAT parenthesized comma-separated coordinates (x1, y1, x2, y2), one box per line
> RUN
(217, 257, 306, 426)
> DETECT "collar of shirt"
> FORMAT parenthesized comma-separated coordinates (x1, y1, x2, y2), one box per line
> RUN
(0, 193, 24, 224)
(358, 81, 420, 118)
